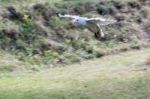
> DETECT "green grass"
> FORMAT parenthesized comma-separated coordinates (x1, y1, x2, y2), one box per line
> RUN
(0, 49, 150, 99)
(0, 0, 150, 98)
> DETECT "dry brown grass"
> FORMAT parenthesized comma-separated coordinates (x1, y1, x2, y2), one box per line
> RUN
(145, 57, 150, 65)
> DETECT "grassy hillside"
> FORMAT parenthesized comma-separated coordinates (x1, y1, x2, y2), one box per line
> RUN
(0, 0, 150, 99)
(0, 0, 150, 72)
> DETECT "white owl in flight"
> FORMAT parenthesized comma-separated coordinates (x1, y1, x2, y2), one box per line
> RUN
(58, 13, 116, 40)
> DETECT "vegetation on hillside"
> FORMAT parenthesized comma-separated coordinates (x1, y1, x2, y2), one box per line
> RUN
(0, 0, 150, 71)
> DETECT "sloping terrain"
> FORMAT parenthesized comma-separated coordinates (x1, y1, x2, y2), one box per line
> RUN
(0, 49, 150, 99)
(0, 0, 150, 72)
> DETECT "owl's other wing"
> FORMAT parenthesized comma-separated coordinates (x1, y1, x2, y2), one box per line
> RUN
(87, 17, 117, 25)
(86, 21, 105, 39)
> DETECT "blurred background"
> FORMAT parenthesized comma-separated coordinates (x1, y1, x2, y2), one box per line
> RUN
(0, 0, 150, 99)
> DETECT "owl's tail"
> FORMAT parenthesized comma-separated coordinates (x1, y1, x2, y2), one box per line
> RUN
(95, 29, 105, 40)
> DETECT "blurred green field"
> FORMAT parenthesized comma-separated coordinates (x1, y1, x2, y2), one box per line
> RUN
(0, 49, 150, 99)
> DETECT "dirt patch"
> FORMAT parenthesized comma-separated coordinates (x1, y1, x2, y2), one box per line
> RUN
(144, 57, 150, 66)
(2, 28, 21, 39)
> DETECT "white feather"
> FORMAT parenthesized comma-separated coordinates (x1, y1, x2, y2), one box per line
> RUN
(58, 14, 80, 19)
(87, 17, 117, 25)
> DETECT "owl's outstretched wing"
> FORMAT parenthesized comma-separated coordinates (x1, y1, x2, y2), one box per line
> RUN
(58, 13, 80, 19)
(87, 17, 117, 25)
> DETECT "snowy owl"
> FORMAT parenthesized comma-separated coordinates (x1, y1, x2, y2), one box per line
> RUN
(58, 13, 116, 40)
